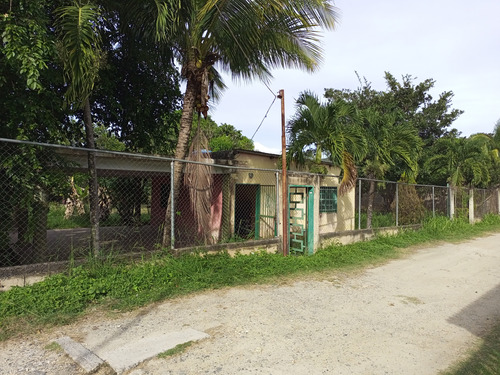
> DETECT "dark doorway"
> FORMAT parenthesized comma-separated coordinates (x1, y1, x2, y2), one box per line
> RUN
(234, 184, 258, 239)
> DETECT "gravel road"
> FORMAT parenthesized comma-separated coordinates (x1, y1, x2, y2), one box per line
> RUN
(1, 234, 500, 375)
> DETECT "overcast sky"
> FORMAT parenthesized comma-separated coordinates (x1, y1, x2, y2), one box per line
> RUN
(208, 0, 500, 154)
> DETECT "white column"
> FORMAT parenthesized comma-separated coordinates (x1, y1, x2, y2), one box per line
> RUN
(469, 188, 475, 224)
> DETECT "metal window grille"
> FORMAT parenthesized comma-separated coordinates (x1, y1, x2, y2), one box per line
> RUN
(319, 187, 337, 213)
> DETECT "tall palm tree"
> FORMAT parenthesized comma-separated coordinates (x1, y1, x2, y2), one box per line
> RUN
(129, 0, 339, 247)
(361, 109, 422, 229)
(287, 91, 366, 194)
(55, 1, 103, 254)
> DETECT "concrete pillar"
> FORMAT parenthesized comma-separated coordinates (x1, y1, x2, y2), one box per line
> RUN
(497, 188, 500, 215)
(469, 188, 475, 224)
(448, 185, 455, 219)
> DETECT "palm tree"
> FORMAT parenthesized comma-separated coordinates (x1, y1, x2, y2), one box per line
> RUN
(55, 1, 103, 254)
(361, 109, 422, 229)
(287, 91, 366, 194)
(129, 0, 339, 247)
(426, 135, 492, 189)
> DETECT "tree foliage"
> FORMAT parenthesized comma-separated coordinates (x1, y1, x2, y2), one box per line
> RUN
(287, 91, 366, 193)
(325, 73, 461, 185)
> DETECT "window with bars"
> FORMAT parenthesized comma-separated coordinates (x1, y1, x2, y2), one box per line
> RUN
(320, 186, 338, 213)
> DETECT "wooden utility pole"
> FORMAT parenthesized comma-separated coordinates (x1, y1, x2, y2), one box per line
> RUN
(278, 89, 288, 256)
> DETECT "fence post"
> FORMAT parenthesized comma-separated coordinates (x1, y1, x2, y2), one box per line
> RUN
(448, 184, 455, 219)
(497, 188, 500, 215)
(469, 188, 474, 224)
(432, 186, 435, 217)
(395, 182, 399, 227)
(358, 179, 361, 230)
(170, 160, 175, 250)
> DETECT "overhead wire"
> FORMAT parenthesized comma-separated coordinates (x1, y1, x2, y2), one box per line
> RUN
(251, 95, 277, 140)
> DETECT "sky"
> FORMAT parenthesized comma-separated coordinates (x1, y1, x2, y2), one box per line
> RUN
(209, 0, 500, 154)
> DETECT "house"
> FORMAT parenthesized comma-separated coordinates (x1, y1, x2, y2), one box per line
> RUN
(58, 147, 356, 255)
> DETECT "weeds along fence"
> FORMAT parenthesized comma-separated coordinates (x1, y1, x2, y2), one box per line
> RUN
(355, 179, 450, 228)
(1, 138, 499, 274)
(355, 179, 500, 229)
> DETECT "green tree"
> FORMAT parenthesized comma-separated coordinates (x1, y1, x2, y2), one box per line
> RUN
(55, 1, 104, 254)
(383, 72, 463, 144)
(90, 6, 182, 154)
(192, 116, 254, 151)
(0, 1, 78, 265)
(140, 0, 339, 247)
(325, 77, 422, 228)
(360, 108, 422, 228)
(425, 135, 491, 188)
(1, 0, 54, 91)
(287, 91, 366, 193)
(325, 73, 463, 185)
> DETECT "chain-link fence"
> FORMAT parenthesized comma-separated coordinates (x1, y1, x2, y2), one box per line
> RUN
(355, 179, 498, 229)
(474, 188, 499, 220)
(1, 138, 499, 274)
(0, 139, 285, 271)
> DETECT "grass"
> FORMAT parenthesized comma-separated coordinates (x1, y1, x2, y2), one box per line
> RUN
(441, 318, 500, 375)
(45, 341, 62, 352)
(355, 212, 395, 229)
(1, 215, 500, 343)
(47, 203, 151, 229)
(157, 341, 194, 358)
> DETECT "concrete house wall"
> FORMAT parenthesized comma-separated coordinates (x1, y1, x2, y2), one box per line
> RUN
(212, 150, 356, 253)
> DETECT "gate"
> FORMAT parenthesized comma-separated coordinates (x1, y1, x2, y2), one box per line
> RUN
(289, 185, 314, 255)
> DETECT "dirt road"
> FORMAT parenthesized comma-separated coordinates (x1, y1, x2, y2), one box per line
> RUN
(1, 234, 500, 374)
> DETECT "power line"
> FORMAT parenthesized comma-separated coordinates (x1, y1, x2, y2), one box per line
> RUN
(251, 95, 278, 140)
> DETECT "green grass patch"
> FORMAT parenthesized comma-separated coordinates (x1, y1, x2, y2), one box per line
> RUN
(157, 341, 194, 358)
(441, 318, 500, 375)
(45, 341, 62, 352)
(355, 212, 395, 229)
(1, 215, 500, 341)
(47, 203, 151, 229)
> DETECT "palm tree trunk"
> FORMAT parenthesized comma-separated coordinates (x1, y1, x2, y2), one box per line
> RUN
(84, 98, 100, 255)
(162, 78, 197, 248)
(366, 175, 376, 229)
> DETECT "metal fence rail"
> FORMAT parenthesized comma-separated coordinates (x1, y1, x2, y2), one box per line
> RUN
(1, 138, 499, 272)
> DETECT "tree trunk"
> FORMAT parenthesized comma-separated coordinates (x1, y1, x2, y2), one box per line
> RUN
(84, 98, 100, 255)
(162, 78, 197, 248)
(366, 176, 376, 229)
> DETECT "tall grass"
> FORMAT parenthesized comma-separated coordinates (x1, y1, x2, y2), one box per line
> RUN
(1, 215, 500, 341)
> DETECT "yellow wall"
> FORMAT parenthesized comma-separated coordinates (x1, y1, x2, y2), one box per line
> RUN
(222, 151, 355, 253)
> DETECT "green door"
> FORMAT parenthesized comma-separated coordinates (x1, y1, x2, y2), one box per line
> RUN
(289, 186, 314, 255)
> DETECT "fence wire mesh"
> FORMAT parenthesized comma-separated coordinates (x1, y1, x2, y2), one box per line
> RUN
(0, 140, 284, 271)
(474, 188, 499, 220)
(1, 139, 499, 274)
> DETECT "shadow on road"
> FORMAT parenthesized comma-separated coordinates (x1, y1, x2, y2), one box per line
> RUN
(447, 282, 500, 337)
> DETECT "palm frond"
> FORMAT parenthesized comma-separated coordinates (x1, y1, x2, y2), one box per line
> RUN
(54, 2, 103, 107)
(184, 117, 214, 244)
(339, 150, 357, 195)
